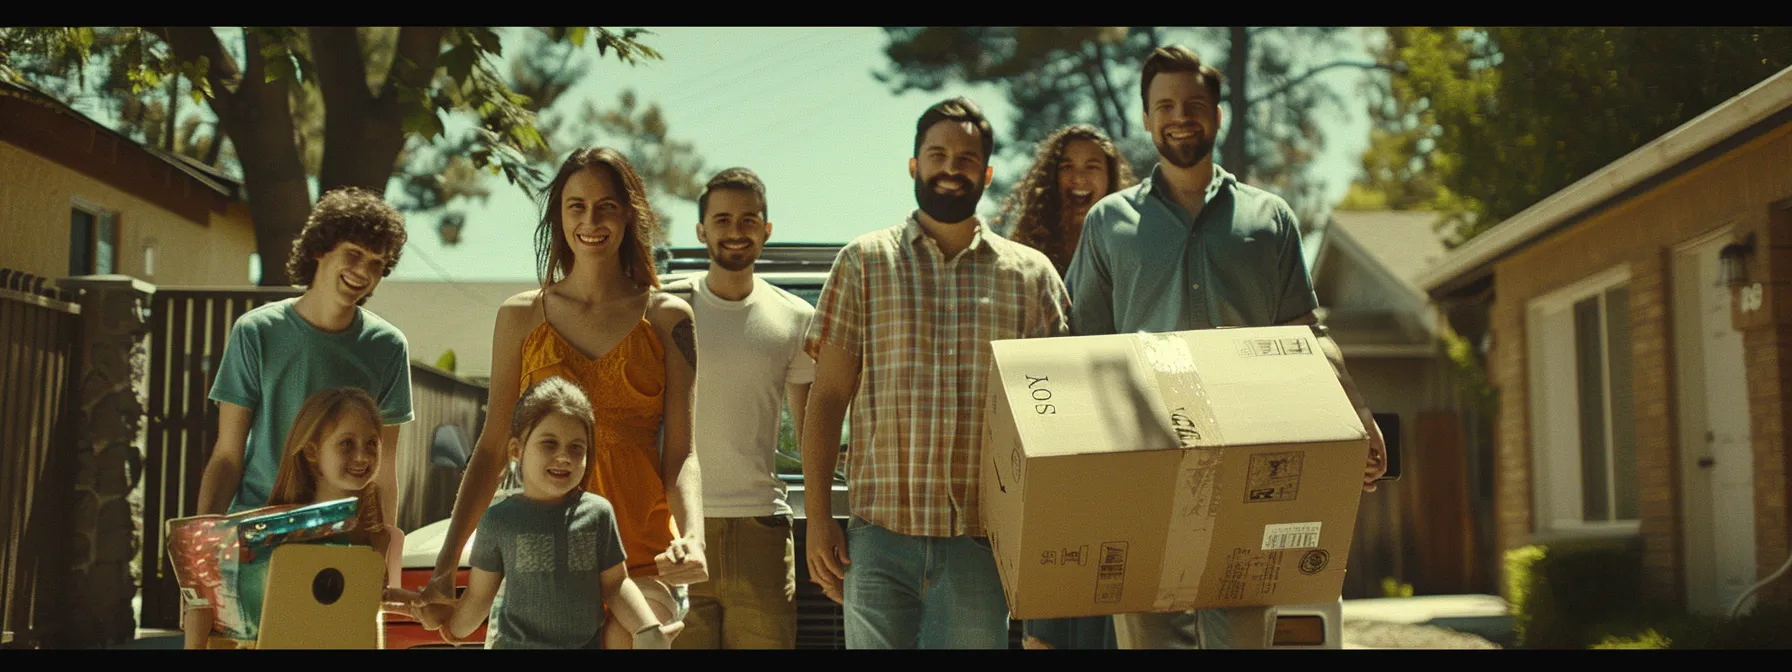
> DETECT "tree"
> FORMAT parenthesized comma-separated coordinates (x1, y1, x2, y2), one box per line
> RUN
(874, 26, 1395, 227)
(1344, 27, 1792, 246)
(1335, 27, 1487, 237)
(584, 90, 707, 249)
(1, 26, 661, 285)
(397, 29, 706, 251)
(1, 28, 234, 169)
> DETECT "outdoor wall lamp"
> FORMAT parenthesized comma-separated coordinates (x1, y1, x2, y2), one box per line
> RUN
(1719, 233, 1756, 288)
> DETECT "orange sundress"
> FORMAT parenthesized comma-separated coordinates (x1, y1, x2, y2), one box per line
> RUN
(518, 308, 676, 577)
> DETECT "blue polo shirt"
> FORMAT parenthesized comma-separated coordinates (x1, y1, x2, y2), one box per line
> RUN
(1065, 163, 1318, 335)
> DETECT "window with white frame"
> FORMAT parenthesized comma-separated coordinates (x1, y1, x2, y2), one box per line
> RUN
(68, 200, 119, 276)
(1527, 266, 1639, 535)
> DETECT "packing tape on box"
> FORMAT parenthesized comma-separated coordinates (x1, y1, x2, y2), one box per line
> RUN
(1136, 333, 1228, 612)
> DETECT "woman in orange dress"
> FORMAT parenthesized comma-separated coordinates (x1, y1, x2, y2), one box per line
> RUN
(424, 147, 704, 649)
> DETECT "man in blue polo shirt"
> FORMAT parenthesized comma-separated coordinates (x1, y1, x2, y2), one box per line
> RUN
(1059, 44, 1388, 650)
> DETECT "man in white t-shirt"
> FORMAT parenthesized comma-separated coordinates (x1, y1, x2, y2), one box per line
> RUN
(664, 167, 816, 649)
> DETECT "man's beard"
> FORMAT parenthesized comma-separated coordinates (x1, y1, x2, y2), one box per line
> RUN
(708, 240, 759, 271)
(914, 173, 984, 224)
(1154, 130, 1215, 169)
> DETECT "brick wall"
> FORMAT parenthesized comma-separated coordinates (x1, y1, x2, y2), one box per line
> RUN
(1747, 203, 1792, 605)
(1484, 122, 1792, 608)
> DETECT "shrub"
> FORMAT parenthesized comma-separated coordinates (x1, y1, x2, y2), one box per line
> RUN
(1699, 603, 1792, 649)
(1591, 628, 1672, 649)
(1505, 537, 1646, 648)
(1585, 593, 1792, 648)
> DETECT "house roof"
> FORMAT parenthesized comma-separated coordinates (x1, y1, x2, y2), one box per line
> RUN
(1307, 210, 1448, 355)
(0, 78, 244, 201)
(1324, 210, 1451, 303)
(1416, 64, 1792, 298)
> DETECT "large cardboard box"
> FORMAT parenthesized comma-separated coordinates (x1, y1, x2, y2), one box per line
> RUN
(980, 326, 1369, 620)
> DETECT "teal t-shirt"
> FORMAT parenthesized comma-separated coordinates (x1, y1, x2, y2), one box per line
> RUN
(209, 298, 414, 513)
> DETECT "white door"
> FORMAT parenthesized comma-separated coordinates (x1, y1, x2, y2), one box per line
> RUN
(1675, 232, 1755, 615)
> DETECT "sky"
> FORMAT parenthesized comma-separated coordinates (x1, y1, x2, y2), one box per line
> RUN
(60, 27, 1380, 284)
(393, 26, 1018, 282)
(385, 27, 1377, 284)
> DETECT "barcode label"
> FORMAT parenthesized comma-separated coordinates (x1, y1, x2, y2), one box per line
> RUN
(1261, 522, 1322, 551)
(1095, 541, 1128, 603)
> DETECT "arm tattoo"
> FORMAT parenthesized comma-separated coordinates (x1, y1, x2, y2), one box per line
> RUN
(672, 317, 697, 371)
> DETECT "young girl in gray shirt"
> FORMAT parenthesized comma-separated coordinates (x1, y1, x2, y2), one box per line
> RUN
(419, 377, 683, 648)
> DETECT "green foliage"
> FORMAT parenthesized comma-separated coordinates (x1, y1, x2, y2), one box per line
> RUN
(1348, 27, 1792, 247)
(1440, 322, 1496, 427)
(1380, 577, 1415, 598)
(0, 26, 677, 266)
(1509, 537, 1792, 649)
(435, 349, 457, 373)
(1505, 538, 1646, 649)
(399, 29, 702, 249)
(1591, 628, 1672, 649)
(1702, 603, 1792, 649)
(1588, 603, 1792, 650)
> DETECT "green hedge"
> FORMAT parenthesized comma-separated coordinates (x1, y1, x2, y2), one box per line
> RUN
(1505, 537, 1648, 649)
(1510, 537, 1792, 649)
(1593, 603, 1792, 649)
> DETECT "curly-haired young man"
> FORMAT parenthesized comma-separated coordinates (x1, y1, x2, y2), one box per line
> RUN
(195, 186, 416, 535)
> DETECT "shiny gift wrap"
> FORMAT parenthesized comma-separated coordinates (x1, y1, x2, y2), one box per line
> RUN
(165, 498, 362, 641)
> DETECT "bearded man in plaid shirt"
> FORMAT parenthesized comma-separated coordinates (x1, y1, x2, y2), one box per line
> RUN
(796, 96, 1070, 649)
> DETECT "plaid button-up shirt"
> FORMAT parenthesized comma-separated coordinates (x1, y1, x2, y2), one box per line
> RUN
(806, 214, 1070, 538)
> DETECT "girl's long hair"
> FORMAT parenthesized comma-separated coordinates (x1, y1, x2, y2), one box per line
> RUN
(265, 387, 386, 534)
(535, 147, 662, 290)
(996, 124, 1138, 275)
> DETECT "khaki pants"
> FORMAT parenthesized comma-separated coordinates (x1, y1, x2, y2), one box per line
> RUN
(672, 515, 797, 649)
(1113, 607, 1275, 649)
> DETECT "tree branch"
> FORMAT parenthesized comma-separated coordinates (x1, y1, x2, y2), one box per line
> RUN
(1247, 60, 1403, 108)
(308, 27, 371, 110)
(202, 124, 225, 166)
(240, 29, 267, 97)
(1081, 52, 1117, 141)
(381, 26, 446, 100)
(1094, 41, 1129, 137)
(151, 27, 239, 109)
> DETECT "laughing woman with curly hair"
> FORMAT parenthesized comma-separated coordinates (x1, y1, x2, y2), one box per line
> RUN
(996, 124, 1139, 279)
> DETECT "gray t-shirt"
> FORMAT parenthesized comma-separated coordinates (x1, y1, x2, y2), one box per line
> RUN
(470, 491, 627, 649)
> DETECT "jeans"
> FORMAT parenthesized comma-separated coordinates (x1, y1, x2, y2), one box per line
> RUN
(842, 516, 1010, 649)
(1023, 616, 1117, 649)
